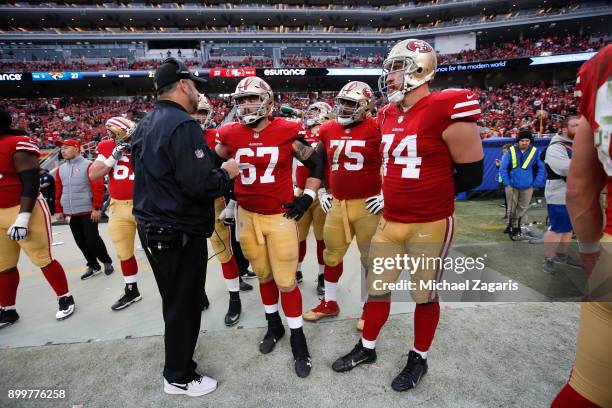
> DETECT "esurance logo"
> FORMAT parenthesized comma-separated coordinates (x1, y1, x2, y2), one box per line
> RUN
(263, 68, 307, 76)
(0, 73, 23, 81)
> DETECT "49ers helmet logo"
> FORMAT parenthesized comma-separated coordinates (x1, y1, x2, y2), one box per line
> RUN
(406, 40, 433, 53)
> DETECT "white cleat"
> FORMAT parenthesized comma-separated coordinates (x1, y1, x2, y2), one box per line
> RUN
(56, 295, 75, 320)
(163, 375, 217, 397)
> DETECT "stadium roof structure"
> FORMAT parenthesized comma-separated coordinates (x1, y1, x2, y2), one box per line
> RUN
(0, 0, 610, 41)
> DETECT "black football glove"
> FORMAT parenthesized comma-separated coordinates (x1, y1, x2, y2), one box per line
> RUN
(282, 195, 313, 221)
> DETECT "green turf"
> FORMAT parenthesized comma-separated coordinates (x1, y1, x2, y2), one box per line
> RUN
(452, 198, 587, 300)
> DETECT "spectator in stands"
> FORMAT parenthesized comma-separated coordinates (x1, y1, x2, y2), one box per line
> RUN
(500, 130, 546, 239)
(55, 139, 114, 280)
(542, 116, 581, 273)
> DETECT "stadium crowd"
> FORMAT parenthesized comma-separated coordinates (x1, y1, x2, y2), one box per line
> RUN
(0, 33, 607, 73)
(0, 81, 576, 148)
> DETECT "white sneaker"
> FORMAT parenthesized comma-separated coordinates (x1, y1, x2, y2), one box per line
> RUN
(163, 375, 217, 397)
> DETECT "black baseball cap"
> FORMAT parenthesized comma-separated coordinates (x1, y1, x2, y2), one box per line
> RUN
(154, 57, 207, 92)
(518, 129, 533, 142)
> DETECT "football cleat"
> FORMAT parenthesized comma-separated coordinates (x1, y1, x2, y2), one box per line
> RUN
(111, 284, 142, 311)
(303, 299, 339, 321)
(391, 350, 428, 392)
(224, 298, 241, 327)
(56, 295, 75, 320)
(163, 374, 217, 397)
(316, 274, 325, 296)
(0, 308, 19, 329)
(259, 312, 285, 354)
(290, 330, 312, 378)
(332, 340, 377, 373)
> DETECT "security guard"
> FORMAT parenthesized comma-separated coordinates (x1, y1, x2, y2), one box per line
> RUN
(131, 58, 239, 398)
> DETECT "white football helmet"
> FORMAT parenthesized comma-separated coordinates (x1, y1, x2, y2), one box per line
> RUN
(196, 93, 214, 129)
(105, 116, 135, 142)
(232, 76, 274, 125)
(378, 39, 437, 104)
(334, 81, 375, 126)
(304, 102, 334, 128)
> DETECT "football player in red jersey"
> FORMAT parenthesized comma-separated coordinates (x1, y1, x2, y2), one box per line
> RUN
(195, 94, 251, 326)
(331, 39, 484, 392)
(215, 77, 324, 378)
(303, 82, 383, 323)
(294, 102, 333, 293)
(89, 116, 142, 311)
(0, 110, 75, 328)
(551, 45, 612, 408)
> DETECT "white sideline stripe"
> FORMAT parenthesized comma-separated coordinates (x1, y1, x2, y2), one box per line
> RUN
(450, 109, 481, 119)
(453, 100, 479, 109)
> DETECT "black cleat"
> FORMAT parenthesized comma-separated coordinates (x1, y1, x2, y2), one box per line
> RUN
(201, 293, 210, 311)
(332, 340, 377, 373)
(391, 350, 428, 392)
(111, 284, 142, 311)
(224, 298, 241, 327)
(0, 309, 19, 329)
(296, 270, 303, 284)
(56, 295, 75, 320)
(290, 329, 312, 378)
(259, 312, 285, 354)
(239, 279, 253, 292)
(316, 274, 325, 296)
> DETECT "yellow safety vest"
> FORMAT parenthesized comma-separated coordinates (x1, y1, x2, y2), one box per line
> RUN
(509, 145, 537, 170)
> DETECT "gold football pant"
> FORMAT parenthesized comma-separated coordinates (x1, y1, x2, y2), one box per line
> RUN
(0, 197, 53, 271)
(367, 215, 455, 304)
(107, 199, 137, 261)
(237, 206, 298, 291)
(568, 233, 612, 407)
(210, 197, 234, 264)
(323, 197, 380, 269)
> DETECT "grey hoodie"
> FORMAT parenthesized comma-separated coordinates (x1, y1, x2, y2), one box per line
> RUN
(544, 134, 573, 205)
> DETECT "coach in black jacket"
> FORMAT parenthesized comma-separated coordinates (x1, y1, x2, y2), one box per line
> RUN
(131, 58, 238, 397)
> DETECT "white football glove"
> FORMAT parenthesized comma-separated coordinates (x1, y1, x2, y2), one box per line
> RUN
(365, 193, 384, 214)
(218, 199, 237, 226)
(7, 212, 31, 241)
(318, 188, 333, 214)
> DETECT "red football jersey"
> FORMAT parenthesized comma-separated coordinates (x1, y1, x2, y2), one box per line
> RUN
(377, 89, 481, 223)
(218, 117, 304, 214)
(0, 134, 40, 208)
(204, 128, 219, 150)
(576, 45, 612, 234)
(318, 117, 382, 200)
(294, 127, 321, 190)
(95, 139, 134, 200)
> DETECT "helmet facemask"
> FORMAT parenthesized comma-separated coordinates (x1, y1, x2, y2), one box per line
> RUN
(334, 97, 364, 126)
(233, 93, 272, 125)
(196, 108, 213, 130)
(304, 107, 321, 128)
(378, 55, 433, 104)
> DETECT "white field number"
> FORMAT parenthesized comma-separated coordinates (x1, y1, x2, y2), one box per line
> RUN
(381, 134, 421, 179)
(235, 146, 279, 184)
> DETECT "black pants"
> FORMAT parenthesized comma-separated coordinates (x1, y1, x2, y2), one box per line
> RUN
(137, 224, 206, 383)
(69, 214, 112, 269)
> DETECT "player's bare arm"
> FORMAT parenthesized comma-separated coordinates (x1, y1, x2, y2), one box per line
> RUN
(89, 160, 113, 180)
(442, 121, 484, 193)
(566, 115, 605, 245)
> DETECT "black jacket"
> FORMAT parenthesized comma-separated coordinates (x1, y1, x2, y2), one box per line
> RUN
(131, 100, 230, 236)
